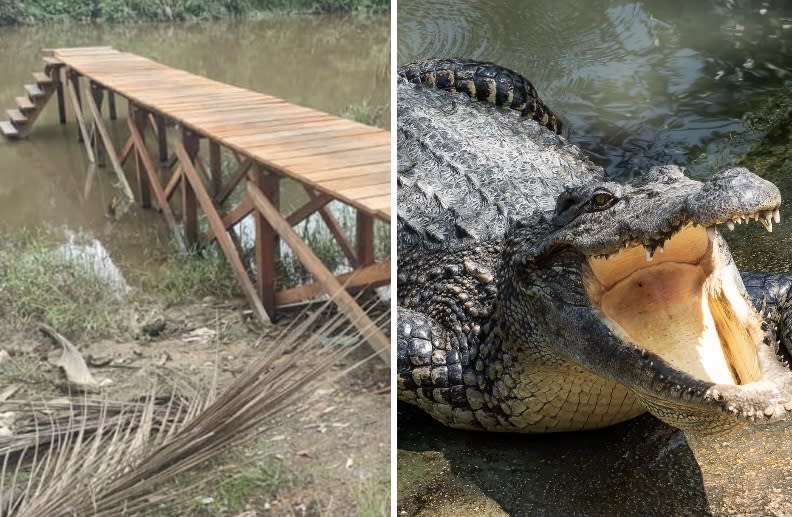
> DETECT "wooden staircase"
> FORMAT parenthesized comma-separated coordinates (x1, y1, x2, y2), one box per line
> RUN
(1, 57, 63, 139)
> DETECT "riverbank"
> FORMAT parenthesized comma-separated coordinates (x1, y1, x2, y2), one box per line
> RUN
(0, 0, 388, 25)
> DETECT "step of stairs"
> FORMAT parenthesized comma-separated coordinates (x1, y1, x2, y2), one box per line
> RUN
(0, 120, 19, 138)
(33, 71, 53, 86)
(25, 83, 45, 98)
(16, 96, 36, 113)
(7, 109, 27, 125)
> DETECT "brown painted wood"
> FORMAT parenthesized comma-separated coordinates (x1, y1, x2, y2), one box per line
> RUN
(89, 81, 105, 167)
(156, 114, 167, 162)
(303, 187, 358, 267)
(16, 96, 35, 113)
(127, 110, 186, 251)
(249, 166, 280, 318)
(181, 129, 199, 246)
(215, 157, 252, 205)
(132, 108, 151, 208)
(209, 140, 222, 197)
(174, 139, 271, 325)
(247, 181, 389, 360)
(84, 80, 134, 201)
(286, 192, 332, 226)
(164, 166, 182, 202)
(64, 72, 94, 163)
(356, 212, 375, 267)
(7, 109, 27, 125)
(275, 261, 389, 306)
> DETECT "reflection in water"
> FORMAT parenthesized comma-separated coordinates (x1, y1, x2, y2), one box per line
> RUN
(57, 231, 130, 295)
(398, 1, 791, 515)
(0, 16, 389, 274)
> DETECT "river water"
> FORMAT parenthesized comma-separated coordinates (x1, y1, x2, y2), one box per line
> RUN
(398, 1, 791, 515)
(0, 15, 389, 282)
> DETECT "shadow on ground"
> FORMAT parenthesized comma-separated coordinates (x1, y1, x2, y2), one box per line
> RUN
(397, 403, 709, 517)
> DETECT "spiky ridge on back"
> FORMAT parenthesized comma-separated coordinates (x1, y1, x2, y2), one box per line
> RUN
(398, 58, 565, 135)
(397, 79, 603, 255)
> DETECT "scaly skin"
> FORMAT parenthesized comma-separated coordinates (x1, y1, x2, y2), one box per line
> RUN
(397, 60, 792, 436)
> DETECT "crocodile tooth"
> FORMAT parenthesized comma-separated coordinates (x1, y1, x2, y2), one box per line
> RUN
(759, 217, 772, 232)
(658, 243, 665, 254)
(644, 245, 655, 262)
(726, 221, 735, 231)
(735, 217, 742, 224)
(773, 209, 780, 223)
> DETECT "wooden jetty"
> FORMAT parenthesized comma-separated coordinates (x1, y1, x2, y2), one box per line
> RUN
(1, 47, 390, 360)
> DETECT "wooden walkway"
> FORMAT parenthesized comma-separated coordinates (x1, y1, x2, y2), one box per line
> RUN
(1, 47, 390, 359)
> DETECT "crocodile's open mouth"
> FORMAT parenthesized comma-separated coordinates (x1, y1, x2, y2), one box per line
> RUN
(585, 216, 778, 386)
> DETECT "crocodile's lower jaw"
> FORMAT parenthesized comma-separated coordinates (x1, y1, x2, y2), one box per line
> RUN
(586, 225, 764, 386)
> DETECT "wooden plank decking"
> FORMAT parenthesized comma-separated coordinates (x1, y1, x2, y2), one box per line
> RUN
(50, 47, 390, 221)
(9, 46, 390, 359)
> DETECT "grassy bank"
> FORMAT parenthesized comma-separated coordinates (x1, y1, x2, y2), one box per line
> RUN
(0, 0, 388, 25)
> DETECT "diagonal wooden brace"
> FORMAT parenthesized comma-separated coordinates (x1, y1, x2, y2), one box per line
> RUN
(247, 181, 389, 362)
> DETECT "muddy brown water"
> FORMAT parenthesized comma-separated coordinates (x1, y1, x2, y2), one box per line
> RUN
(398, 1, 791, 515)
(0, 15, 389, 277)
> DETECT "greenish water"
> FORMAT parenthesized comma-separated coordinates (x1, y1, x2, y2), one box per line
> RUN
(398, 1, 791, 515)
(399, 0, 790, 272)
(0, 16, 388, 280)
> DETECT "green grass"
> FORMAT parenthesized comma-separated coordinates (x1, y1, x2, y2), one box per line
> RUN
(157, 244, 242, 304)
(355, 469, 389, 517)
(0, 233, 124, 339)
(340, 100, 389, 129)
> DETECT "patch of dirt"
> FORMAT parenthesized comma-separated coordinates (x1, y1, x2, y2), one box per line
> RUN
(0, 296, 390, 515)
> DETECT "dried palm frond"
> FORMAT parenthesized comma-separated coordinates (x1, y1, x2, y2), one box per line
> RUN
(0, 298, 389, 516)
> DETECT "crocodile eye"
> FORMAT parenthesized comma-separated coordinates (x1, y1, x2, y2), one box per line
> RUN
(590, 191, 618, 211)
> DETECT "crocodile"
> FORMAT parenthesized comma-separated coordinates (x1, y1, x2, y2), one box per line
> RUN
(396, 59, 792, 439)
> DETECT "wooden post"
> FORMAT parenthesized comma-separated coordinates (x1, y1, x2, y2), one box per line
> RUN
(108, 91, 117, 120)
(89, 81, 105, 167)
(156, 115, 168, 163)
(209, 140, 222, 197)
(64, 71, 94, 163)
(84, 85, 134, 202)
(181, 128, 199, 247)
(131, 105, 151, 208)
(56, 67, 66, 124)
(173, 140, 270, 325)
(247, 182, 390, 362)
(249, 166, 280, 318)
(356, 211, 375, 267)
(69, 72, 82, 143)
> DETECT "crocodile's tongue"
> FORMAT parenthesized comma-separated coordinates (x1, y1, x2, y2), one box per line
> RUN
(587, 225, 763, 385)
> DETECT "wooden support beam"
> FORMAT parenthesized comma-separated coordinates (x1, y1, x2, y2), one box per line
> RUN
(85, 82, 134, 202)
(164, 165, 182, 202)
(69, 73, 82, 143)
(247, 181, 389, 361)
(108, 91, 117, 120)
(215, 157, 252, 205)
(132, 109, 151, 208)
(89, 81, 105, 167)
(209, 140, 222, 197)
(127, 109, 185, 251)
(56, 68, 66, 124)
(119, 136, 134, 167)
(174, 139, 271, 326)
(275, 261, 389, 306)
(156, 115, 167, 163)
(64, 72, 94, 163)
(286, 192, 333, 227)
(181, 129, 199, 246)
(303, 187, 358, 266)
(356, 211, 375, 267)
(249, 166, 280, 317)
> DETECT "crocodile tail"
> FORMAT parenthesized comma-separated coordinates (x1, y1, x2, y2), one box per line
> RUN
(398, 58, 564, 135)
